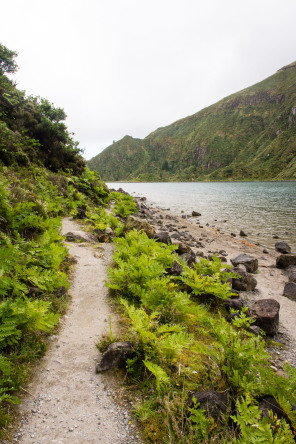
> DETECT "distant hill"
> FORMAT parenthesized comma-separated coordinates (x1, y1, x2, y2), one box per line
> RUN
(88, 62, 296, 181)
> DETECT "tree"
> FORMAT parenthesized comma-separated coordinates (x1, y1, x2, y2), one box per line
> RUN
(0, 43, 18, 75)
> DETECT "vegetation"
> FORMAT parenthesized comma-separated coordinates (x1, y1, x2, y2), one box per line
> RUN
(88, 61, 296, 181)
(1, 42, 296, 442)
(105, 230, 296, 442)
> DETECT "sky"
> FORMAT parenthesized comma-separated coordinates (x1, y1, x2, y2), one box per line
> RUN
(1, 0, 296, 160)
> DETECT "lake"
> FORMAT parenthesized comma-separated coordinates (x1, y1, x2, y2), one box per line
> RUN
(107, 182, 296, 250)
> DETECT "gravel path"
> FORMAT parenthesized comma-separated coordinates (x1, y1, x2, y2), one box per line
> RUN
(13, 218, 141, 444)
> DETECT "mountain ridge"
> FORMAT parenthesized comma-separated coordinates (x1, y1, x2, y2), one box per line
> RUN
(88, 63, 296, 181)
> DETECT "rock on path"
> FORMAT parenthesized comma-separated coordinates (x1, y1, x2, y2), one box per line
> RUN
(14, 218, 141, 444)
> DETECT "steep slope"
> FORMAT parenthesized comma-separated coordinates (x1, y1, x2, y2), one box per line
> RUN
(88, 62, 296, 181)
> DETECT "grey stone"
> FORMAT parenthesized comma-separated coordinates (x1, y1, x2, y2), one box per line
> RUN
(231, 254, 258, 273)
(65, 231, 97, 243)
(224, 298, 248, 312)
(283, 282, 296, 301)
(168, 261, 184, 276)
(187, 391, 229, 419)
(276, 254, 296, 269)
(289, 271, 296, 283)
(232, 268, 257, 291)
(275, 241, 291, 254)
(249, 299, 280, 335)
(153, 231, 171, 244)
(96, 342, 135, 373)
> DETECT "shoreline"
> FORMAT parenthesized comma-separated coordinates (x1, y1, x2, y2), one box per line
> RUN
(129, 194, 296, 368)
(108, 182, 296, 251)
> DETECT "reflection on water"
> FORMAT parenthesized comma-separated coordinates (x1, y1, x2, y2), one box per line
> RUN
(107, 182, 296, 250)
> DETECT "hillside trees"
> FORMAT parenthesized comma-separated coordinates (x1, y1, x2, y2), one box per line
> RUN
(0, 43, 85, 174)
(0, 44, 18, 75)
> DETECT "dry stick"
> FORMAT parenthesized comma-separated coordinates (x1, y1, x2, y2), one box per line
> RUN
(20, 386, 35, 398)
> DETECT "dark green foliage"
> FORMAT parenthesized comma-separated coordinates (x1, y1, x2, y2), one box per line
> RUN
(88, 62, 296, 181)
(0, 43, 85, 174)
(0, 44, 18, 75)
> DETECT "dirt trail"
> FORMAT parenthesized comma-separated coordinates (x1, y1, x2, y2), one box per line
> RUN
(13, 218, 140, 444)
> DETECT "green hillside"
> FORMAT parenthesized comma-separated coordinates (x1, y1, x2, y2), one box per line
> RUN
(88, 62, 296, 181)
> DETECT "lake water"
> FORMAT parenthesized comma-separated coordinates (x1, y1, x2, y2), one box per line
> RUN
(107, 182, 296, 250)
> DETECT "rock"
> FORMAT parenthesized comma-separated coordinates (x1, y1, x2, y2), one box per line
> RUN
(187, 391, 229, 420)
(124, 216, 155, 238)
(263, 248, 269, 254)
(170, 232, 182, 240)
(289, 271, 296, 283)
(276, 254, 296, 269)
(93, 229, 110, 243)
(231, 233, 236, 237)
(54, 286, 68, 298)
(240, 230, 247, 237)
(180, 251, 196, 268)
(167, 261, 184, 276)
(275, 241, 291, 254)
(224, 298, 247, 312)
(258, 396, 290, 423)
(249, 299, 280, 335)
(248, 325, 261, 335)
(232, 268, 257, 291)
(95, 342, 135, 373)
(65, 231, 97, 243)
(105, 227, 114, 236)
(283, 282, 296, 301)
(230, 254, 258, 273)
(75, 205, 87, 219)
(153, 231, 171, 244)
(27, 286, 42, 295)
(173, 241, 192, 255)
(192, 211, 201, 217)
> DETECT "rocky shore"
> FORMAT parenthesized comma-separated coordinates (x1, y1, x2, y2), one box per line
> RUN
(130, 195, 296, 371)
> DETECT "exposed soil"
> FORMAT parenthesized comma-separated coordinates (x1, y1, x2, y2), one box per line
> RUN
(12, 217, 141, 444)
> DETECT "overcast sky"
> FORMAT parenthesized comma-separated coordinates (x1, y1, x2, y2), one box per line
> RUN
(2, 0, 296, 160)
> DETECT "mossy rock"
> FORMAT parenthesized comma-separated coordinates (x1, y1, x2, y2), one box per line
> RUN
(123, 216, 155, 238)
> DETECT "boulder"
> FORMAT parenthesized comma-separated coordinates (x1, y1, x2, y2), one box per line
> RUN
(124, 216, 155, 238)
(224, 298, 248, 312)
(170, 232, 182, 240)
(167, 261, 184, 276)
(283, 282, 296, 301)
(180, 251, 196, 268)
(192, 211, 201, 217)
(258, 396, 290, 423)
(276, 254, 296, 270)
(275, 241, 291, 254)
(95, 341, 135, 373)
(153, 231, 171, 244)
(65, 231, 97, 243)
(93, 229, 110, 243)
(289, 271, 296, 283)
(240, 230, 247, 237)
(173, 241, 192, 255)
(230, 254, 258, 273)
(249, 299, 280, 335)
(232, 268, 257, 291)
(187, 391, 229, 420)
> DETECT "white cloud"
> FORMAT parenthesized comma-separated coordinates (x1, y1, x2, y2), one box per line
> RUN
(2, 0, 296, 159)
